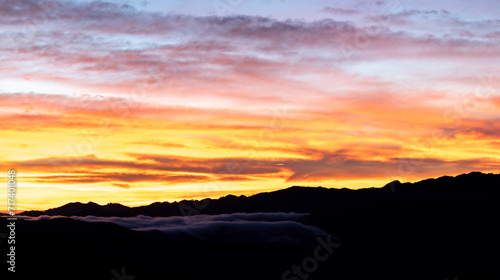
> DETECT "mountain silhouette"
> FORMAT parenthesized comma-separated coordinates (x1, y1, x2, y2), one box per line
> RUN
(3, 171, 499, 280)
(21, 171, 500, 219)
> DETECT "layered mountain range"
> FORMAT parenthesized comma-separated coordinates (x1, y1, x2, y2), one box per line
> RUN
(2, 172, 499, 280)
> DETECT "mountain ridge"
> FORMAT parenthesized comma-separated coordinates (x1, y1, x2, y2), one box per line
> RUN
(19, 171, 500, 217)
(3, 171, 500, 279)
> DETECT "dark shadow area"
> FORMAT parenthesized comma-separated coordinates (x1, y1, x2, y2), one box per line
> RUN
(2, 172, 499, 279)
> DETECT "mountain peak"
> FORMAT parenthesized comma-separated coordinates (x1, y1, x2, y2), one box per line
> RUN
(382, 180, 402, 192)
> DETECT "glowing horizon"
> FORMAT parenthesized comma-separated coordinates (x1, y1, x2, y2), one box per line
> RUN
(1, 0, 500, 211)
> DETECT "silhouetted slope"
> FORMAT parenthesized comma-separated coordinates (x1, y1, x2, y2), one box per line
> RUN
(1, 217, 317, 280)
(21, 172, 500, 219)
(21, 201, 131, 217)
(4, 172, 500, 280)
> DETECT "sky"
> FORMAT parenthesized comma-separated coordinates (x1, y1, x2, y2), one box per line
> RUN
(1, 0, 500, 211)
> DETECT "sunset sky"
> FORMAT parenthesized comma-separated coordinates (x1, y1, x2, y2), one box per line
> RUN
(1, 0, 500, 211)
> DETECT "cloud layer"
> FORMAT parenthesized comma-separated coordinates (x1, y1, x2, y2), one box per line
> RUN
(22, 212, 329, 246)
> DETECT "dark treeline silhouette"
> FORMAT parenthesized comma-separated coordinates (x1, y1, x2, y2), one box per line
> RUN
(2, 172, 499, 280)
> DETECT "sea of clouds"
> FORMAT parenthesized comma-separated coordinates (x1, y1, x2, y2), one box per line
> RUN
(21, 212, 332, 246)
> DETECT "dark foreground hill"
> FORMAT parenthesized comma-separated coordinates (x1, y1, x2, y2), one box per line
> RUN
(2, 172, 500, 280)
